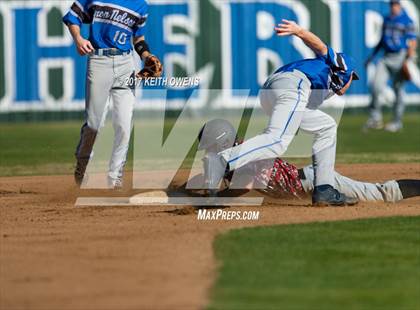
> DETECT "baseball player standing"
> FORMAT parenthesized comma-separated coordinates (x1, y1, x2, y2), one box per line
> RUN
(364, 0, 418, 132)
(203, 20, 360, 207)
(63, 0, 162, 189)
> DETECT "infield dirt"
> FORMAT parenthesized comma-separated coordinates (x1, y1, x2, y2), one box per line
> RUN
(1, 163, 419, 310)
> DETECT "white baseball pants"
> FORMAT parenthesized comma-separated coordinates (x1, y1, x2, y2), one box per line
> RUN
(220, 70, 338, 187)
(369, 50, 407, 123)
(75, 53, 136, 180)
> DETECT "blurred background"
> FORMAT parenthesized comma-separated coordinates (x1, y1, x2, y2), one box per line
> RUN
(0, 0, 419, 176)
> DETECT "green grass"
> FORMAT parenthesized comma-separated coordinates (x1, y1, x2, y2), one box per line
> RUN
(336, 113, 420, 155)
(208, 216, 420, 310)
(0, 122, 80, 176)
(0, 113, 419, 176)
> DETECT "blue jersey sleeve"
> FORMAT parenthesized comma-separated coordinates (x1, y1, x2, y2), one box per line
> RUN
(321, 46, 343, 69)
(405, 19, 417, 40)
(133, 3, 149, 37)
(62, 0, 92, 27)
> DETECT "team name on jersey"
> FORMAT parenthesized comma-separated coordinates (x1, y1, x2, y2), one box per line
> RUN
(69, 1, 147, 31)
(92, 6, 137, 28)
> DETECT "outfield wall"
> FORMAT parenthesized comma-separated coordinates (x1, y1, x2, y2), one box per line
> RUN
(0, 0, 419, 112)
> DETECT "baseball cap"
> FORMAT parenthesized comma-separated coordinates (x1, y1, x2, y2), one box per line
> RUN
(337, 53, 360, 82)
(390, 0, 401, 5)
(329, 52, 359, 93)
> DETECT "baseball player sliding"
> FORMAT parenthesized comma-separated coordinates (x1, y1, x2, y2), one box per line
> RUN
(63, 0, 162, 189)
(364, 0, 418, 132)
(203, 20, 360, 207)
(185, 119, 420, 205)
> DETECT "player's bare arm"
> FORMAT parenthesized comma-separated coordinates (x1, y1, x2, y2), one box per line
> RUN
(275, 19, 328, 56)
(67, 24, 94, 56)
(407, 39, 417, 58)
(336, 75, 353, 96)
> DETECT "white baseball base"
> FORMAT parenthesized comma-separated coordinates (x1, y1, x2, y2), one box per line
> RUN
(129, 191, 169, 205)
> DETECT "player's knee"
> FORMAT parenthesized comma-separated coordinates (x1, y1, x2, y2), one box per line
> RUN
(329, 121, 337, 135)
(372, 82, 383, 95)
(317, 118, 337, 141)
(120, 131, 131, 144)
(323, 117, 337, 134)
(263, 128, 284, 141)
(114, 125, 132, 144)
(372, 75, 387, 94)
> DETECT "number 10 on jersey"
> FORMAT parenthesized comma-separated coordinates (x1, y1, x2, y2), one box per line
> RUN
(114, 31, 128, 45)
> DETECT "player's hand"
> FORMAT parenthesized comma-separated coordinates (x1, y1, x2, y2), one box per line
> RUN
(275, 19, 303, 37)
(75, 37, 95, 56)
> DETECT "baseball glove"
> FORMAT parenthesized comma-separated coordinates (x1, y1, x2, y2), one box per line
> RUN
(256, 158, 304, 199)
(136, 55, 163, 79)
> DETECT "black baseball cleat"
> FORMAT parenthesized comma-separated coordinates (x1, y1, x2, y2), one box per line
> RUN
(312, 185, 359, 207)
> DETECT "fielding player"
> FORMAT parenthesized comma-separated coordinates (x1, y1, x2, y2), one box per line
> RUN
(63, 0, 162, 189)
(364, 0, 418, 132)
(203, 20, 360, 207)
(189, 119, 420, 205)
